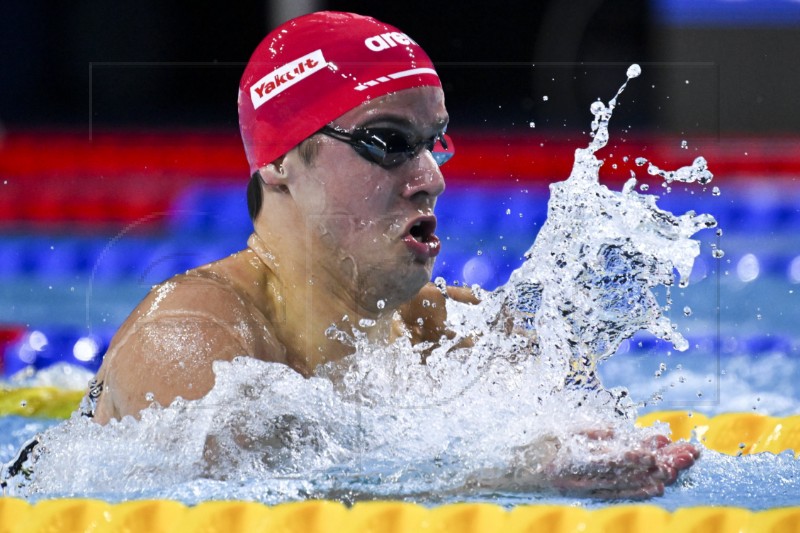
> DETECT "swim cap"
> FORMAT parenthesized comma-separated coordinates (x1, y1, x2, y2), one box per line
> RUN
(238, 11, 442, 175)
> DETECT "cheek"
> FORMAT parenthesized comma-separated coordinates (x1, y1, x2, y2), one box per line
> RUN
(290, 158, 401, 247)
(324, 195, 399, 245)
(319, 179, 399, 232)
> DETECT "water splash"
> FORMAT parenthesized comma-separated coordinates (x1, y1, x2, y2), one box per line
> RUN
(500, 63, 716, 386)
(9, 65, 717, 502)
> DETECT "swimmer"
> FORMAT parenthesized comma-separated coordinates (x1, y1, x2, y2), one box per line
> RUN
(87, 11, 697, 499)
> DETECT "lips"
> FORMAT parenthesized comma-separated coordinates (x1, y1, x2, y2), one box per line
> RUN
(402, 215, 441, 260)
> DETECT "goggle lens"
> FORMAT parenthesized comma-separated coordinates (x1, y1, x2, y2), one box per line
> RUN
(319, 126, 454, 168)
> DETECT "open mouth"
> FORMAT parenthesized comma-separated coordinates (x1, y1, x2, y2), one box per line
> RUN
(409, 218, 436, 243)
(403, 216, 441, 260)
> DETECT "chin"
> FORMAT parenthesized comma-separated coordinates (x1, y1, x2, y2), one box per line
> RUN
(357, 259, 433, 311)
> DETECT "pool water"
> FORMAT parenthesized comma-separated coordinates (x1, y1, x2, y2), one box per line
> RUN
(4, 182, 800, 508)
(2, 68, 799, 510)
(2, 410, 800, 510)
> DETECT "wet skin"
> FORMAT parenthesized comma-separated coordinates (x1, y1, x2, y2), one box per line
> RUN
(89, 86, 697, 498)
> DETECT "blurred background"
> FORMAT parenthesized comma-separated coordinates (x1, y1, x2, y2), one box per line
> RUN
(1, 0, 799, 411)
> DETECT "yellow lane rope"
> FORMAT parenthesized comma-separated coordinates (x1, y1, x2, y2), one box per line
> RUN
(0, 387, 84, 419)
(0, 498, 799, 532)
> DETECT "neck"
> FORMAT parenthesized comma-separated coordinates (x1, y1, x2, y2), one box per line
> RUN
(248, 231, 398, 375)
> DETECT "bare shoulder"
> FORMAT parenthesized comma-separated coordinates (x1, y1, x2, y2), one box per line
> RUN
(93, 264, 285, 422)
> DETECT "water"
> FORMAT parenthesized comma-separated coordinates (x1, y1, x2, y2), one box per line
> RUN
(4, 66, 798, 509)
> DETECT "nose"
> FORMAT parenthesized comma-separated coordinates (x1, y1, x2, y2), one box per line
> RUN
(401, 151, 446, 202)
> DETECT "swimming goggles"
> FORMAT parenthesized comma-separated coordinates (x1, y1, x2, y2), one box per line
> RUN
(318, 125, 454, 168)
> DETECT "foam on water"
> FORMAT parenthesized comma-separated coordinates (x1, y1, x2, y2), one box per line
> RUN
(8, 66, 727, 503)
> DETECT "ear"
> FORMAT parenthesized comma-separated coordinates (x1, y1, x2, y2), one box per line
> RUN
(257, 156, 287, 185)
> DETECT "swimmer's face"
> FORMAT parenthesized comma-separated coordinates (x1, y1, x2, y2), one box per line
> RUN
(282, 86, 448, 312)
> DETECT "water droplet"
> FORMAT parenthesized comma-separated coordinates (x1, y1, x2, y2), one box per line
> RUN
(476, 250, 483, 256)
(376, 299, 385, 310)
(542, 95, 549, 101)
(716, 228, 723, 236)
(756, 313, 762, 320)
(680, 140, 688, 149)
(626, 64, 641, 78)
(639, 183, 649, 191)
(712, 186, 721, 196)
(683, 306, 692, 316)
(145, 392, 155, 402)
(505, 208, 511, 215)
(635, 157, 648, 166)
(529, 121, 536, 128)
(712, 249, 725, 259)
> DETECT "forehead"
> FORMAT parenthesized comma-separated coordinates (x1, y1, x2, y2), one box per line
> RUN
(335, 86, 448, 129)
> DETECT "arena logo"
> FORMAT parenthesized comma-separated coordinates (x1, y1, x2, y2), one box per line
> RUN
(364, 32, 417, 52)
(250, 50, 327, 109)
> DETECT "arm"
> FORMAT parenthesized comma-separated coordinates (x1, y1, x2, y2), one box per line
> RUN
(92, 312, 251, 423)
(467, 429, 698, 500)
(532, 430, 698, 499)
(91, 275, 271, 423)
(403, 283, 697, 498)
(398, 282, 479, 348)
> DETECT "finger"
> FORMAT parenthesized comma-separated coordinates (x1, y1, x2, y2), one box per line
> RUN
(643, 434, 671, 449)
(581, 428, 615, 440)
(660, 465, 678, 485)
(658, 443, 699, 471)
(667, 441, 699, 457)
(670, 452, 696, 472)
(625, 450, 655, 468)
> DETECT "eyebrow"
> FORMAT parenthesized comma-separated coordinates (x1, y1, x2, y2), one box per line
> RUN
(359, 113, 449, 133)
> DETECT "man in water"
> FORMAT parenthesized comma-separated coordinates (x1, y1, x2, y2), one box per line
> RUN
(88, 11, 697, 498)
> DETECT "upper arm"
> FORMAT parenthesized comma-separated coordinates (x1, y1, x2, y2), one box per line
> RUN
(93, 277, 270, 422)
(97, 313, 249, 420)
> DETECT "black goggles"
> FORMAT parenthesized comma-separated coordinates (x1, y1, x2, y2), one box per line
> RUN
(318, 125, 454, 168)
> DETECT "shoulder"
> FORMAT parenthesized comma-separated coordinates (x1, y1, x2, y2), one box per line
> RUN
(93, 269, 284, 421)
(398, 282, 480, 344)
(139, 270, 248, 315)
(128, 268, 283, 356)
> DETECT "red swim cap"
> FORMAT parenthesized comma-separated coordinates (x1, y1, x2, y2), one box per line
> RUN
(238, 11, 442, 175)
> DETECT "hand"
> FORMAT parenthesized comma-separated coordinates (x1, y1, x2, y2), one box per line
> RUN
(547, 430, 699, 499)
